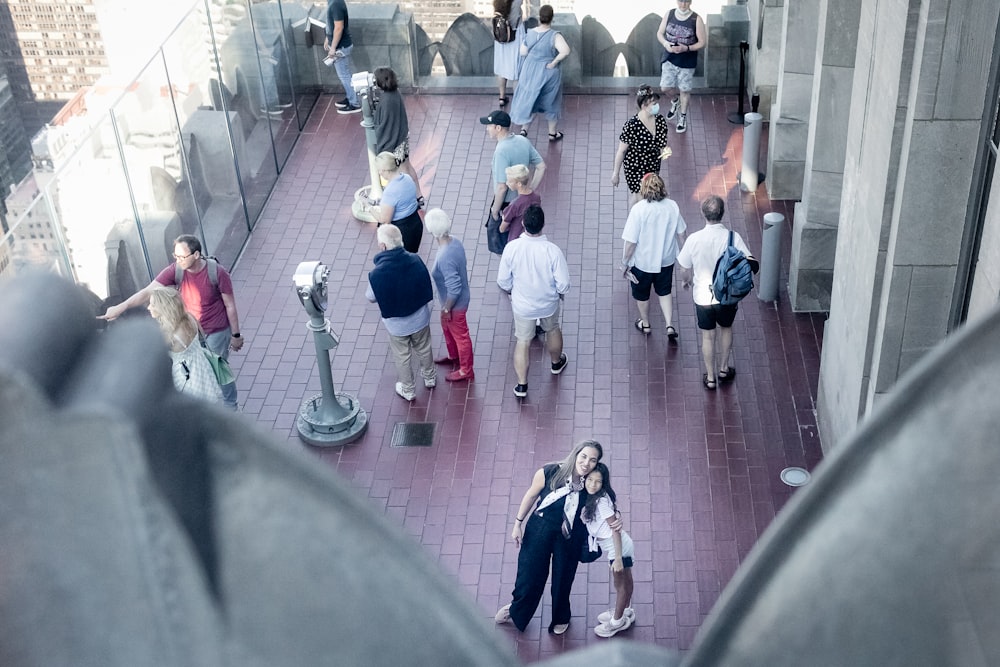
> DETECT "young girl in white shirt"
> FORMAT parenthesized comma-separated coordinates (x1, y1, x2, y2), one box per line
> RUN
(582, 463, 636, 637)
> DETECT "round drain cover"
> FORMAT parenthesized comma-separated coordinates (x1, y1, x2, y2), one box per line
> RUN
(780, 467, 811, 487)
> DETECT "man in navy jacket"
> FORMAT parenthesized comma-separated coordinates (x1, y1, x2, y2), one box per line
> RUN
(366, 224, 437, 401)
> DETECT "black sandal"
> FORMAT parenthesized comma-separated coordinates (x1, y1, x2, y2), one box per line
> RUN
(634, 318, 651, 335)
(702, 374, 717, 390)
(718, 367, 736, 383)
(548, 131, 564, 142)
(519, 128, 528, 137)
(666, 325, 678, 340)
(498, 96, 509, 107)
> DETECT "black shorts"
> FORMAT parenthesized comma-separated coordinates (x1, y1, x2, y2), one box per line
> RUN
(695, 303, 738, 330)
(629, 265, 674, 301)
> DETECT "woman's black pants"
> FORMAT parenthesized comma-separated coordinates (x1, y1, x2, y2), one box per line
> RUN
(509, 516, 580, 632)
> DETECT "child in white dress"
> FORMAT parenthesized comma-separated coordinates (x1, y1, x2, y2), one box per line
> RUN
(581, 463, 635, 637)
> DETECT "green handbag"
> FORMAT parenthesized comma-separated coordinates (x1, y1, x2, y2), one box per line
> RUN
(201, 347, 235, 385)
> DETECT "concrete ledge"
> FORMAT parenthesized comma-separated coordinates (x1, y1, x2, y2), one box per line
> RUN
(412, 75, 732, 96)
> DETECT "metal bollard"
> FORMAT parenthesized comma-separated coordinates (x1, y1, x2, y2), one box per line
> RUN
(740, 112, 763, 192)
(758, 211, 784, 302)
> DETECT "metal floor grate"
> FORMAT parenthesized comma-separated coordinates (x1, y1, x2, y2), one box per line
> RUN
(390, 422, 435, 447)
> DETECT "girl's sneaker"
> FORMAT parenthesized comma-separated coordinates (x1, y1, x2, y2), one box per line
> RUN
(597, 607, 635, 625)
(594, 612, 633, 638)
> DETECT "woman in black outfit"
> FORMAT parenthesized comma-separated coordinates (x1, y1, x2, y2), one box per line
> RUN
(495, 440, 609, 635)
(373, 66, 423, 203)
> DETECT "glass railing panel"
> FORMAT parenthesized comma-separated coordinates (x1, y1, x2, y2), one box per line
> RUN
(0, 192, 72, 286)
(250, 0, 302, 170)
(157, 8, 246, 267)
(39, 114, 140, 303)
(205, 0, 278, 232)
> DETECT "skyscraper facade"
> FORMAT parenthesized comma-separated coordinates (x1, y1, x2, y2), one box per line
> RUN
(0, 0, 108, 138)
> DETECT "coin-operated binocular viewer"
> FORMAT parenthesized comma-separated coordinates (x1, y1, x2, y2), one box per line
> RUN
(293, 261, 367, 446)
(350, 70, 381, 223)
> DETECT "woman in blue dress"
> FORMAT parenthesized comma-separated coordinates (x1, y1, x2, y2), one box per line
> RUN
(508, 5, 571, 142)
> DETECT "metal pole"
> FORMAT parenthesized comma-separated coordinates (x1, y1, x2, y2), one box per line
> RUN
(359, 86, 382, 201)
(351, 71, 380, 222)
(308, 318, 350, 422)
(740, 112, 763, 192)
(758, 211, 784, 302)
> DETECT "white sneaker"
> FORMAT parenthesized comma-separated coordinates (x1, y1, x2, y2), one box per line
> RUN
(665, 97, 679, 120)
(597, 607, 635, 625)
(594, 612, 633, 638)
(424, 374, 437, 389)
(395, 382, 415, 401)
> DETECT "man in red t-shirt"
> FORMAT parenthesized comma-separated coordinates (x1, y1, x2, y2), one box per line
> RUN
(100, 234, 245, 409)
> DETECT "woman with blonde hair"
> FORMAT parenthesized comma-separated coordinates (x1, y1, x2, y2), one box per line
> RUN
(620, 172, 687, 337)
(376, 151, 423, 253)
(500, 164, 541, 241)
(147, 285, 225, 404)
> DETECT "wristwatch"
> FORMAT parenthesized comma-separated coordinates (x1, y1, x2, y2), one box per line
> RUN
(232, 333, 241, 338)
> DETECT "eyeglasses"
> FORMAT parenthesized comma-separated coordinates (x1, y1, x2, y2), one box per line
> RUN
(173, 252, 195, 260)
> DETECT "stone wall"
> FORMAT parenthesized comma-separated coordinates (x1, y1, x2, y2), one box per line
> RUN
(293, 3, 749, 94)
(817, 0, 1000, 448)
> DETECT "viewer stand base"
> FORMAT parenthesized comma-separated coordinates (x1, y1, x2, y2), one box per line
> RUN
(352, 185, 379, 223)
(297, 392, 368, 447)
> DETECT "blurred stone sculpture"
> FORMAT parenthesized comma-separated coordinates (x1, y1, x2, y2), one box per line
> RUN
(3, 270, 997, 666)
(0, 272, 672, 666)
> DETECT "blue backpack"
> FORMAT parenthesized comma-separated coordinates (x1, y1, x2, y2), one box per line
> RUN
(711, 230, 754, 305)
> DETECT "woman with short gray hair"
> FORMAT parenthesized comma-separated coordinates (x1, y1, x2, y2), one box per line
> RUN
(425, 208, 474, 381)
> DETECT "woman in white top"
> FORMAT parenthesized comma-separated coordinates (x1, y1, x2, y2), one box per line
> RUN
(581, 463, 636, 638)
(492, 0, 525, 106)
(620, 172, 687, 338)
(148, 286, 224, 404)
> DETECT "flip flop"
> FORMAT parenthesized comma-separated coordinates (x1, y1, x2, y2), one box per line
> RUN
(634, 319, 651, 335)
(548, 131, 564, 142)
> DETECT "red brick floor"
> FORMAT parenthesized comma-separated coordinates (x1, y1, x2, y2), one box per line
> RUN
(229, 92, 825, 661)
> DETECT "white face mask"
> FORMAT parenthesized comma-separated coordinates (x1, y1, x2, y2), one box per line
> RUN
(649, 103, 660, 116)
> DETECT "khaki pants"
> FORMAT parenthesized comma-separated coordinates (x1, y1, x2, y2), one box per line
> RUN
(387, 326, 435, 393)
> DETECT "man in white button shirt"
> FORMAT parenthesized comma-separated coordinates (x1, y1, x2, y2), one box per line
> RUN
(497, 205, 570, 398)
(676, 195, 758, 390)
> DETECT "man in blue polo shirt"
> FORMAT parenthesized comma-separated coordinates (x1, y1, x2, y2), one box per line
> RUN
(480, 109, 545, 222)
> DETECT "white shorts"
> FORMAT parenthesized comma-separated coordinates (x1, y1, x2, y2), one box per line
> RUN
(660, 61, 694, 92)
(598, 531, 634, 563)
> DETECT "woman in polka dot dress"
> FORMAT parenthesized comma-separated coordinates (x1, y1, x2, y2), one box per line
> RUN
(610, 85, 671, 207)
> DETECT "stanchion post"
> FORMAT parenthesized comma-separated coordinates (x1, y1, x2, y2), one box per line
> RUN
(758, 212, 784, 302)
(728, 41, 751, 124)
